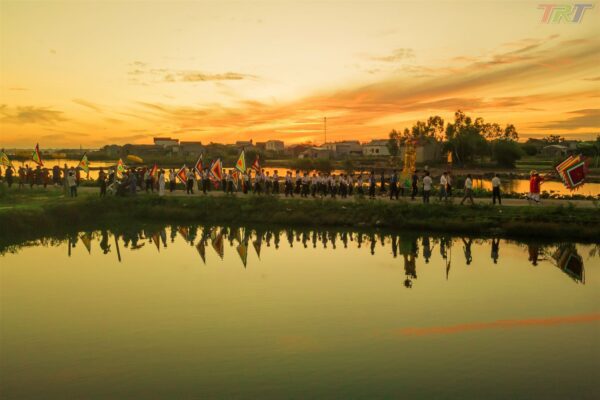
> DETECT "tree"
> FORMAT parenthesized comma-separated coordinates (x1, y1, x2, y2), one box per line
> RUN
(387, 130, 400, 157)
(492, 139, 523, 168)
(521, 143, 538, 156)
(314, 159, 333, 174)
(444, 110, 488, 165)
(543, 135, 564, 144)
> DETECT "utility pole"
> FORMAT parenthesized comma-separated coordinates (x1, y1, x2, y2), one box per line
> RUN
(324, 117, 327, 144)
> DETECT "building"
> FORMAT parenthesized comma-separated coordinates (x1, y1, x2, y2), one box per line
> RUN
(235, 140, 254, 150)
(154, 137, 179, 147)
(322, 140, 362, 157)
(285, 144, 311, 158)
(398, 142, 441, 163)
(266, 140, 285, 153)
(179, 141, 204, 157)
(541, 144, 569, 157)
(299, 147, 330, 159)
(362, 140, 390, 156)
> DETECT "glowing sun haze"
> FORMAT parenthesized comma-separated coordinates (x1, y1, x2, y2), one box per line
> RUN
(1, 0, 599, 148)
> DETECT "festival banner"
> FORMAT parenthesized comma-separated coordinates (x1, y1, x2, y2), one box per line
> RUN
(32, 143, 43, 166)
(211, 231, 224, 259)
(78, 153, 90, 175)
(149, 163, 158, 178)
(231, 170, 239, 190)
(210, 158, 223, 182)
(0, 151, 13, 167)
(253, 237, 262, 259)
(235, 151, 246, 173)
(194, 154, 203, 175)
(177, 165, 188, 183)
(251, 154, 260, 172)
(116, 159, 126, 178)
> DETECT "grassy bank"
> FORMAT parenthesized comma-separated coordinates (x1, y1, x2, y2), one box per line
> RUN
(1, 190, 599, 245)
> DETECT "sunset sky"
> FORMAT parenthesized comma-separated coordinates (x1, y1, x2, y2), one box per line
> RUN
(1, 0, 599, 148)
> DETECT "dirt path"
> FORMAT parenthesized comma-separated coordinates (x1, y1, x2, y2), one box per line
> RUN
(71, 186, 599, 208)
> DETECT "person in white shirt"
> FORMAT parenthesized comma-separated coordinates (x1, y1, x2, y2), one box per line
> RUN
(439, 171, 448, 201)
(158, 169, 165, 196)
(422, 171, 432, 203)
(460, 174, 475, 205)
(491, 173, 501, 205)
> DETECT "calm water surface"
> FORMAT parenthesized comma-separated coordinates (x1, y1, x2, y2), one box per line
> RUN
(1, 226, 598, 399)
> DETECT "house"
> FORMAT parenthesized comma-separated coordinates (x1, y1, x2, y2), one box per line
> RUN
(255, 142, 267, 150)
(541, 144, 569, 157)
(362, 140, 390, 156)
(266, 140, 285, 153)
(235, 140, 254, 150)
(299, 147, 330, 159)
(285, 144, 311, 158)
(154, 137, 179, 147)
(397, 142, 441, 163)
(322, 140, 362, 157)
(179, 141, 204, 156)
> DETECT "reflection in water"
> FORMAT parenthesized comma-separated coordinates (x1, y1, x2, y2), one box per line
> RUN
(4, 225, 590, 285)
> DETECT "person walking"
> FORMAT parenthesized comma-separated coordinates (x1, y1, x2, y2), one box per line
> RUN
(439, 171, 448, 201)
(169, 169, 176, 192)
(285, 171, 293, 197)
(528, 170, 543, 204)
(128, 169, 137, 195)
(98, 167, 107, 197)
(460, 174, 475, 205)
(5, 166, 14, 188)
(158, 169, 166, 196)
(389, 170, 399, 200)
(144, 169, 153, 193)
(379, 171, 386, 196)
(422, 171, 432, 203)
(67, 169, 77, 197)
(272, 170, 280, 195)
(411, 170, 418, 200)
(186, 168, 195, 194)
(368, 171, 376, 199)
(492, 173, 501, 205)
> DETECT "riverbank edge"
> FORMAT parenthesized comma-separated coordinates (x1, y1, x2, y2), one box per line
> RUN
(1, 195, 599, 245)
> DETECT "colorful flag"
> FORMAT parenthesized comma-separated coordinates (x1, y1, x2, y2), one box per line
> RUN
(32, 143, 43, 166)
(231, 170, 239, 190)
(78, 153, 90, 174)
(194, 154, 203, 175)
(0, 151, 13, 167)
(235, 151, 246, 173)
(149, 163, 158, 178)
(177, 165, 188, 183)
(555, 155, 587, 190)
(178, 226, 189, 241)
(251, 154, 260, 172)
(209, 158, 223, 182)
(116, 159, 126, 178)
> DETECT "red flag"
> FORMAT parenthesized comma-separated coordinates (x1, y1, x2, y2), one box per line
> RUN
(251, 155, 260, 172)
(194, 154, 203, 175)
(149, 163, 158, 177)
(177, 165, 187, 183)
(209, 158, 223, 182)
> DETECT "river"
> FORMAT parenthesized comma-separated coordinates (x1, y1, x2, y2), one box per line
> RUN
(1, 225, 598, 399)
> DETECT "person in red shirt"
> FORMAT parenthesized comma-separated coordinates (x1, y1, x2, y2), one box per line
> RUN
(528, 170, 544, 204)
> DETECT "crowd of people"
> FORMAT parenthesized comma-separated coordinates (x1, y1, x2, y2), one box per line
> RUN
(1, 163, 549, 204)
